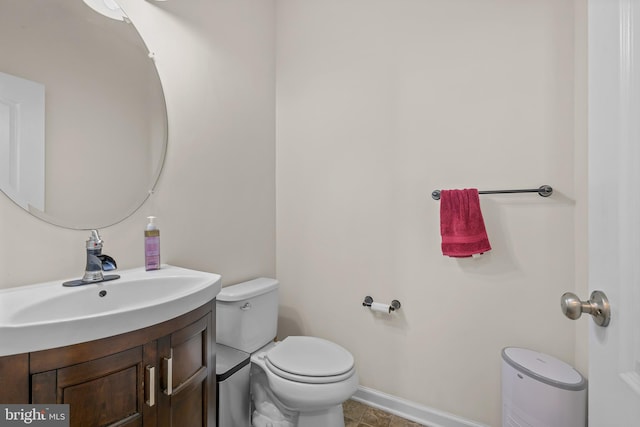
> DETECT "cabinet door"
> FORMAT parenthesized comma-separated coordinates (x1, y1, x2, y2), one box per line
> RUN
(158, 314, 214, 427)
(32, 343, 158, 427)
(0, 354, 29, 403)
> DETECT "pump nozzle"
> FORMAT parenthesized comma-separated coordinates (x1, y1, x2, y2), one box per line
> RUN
(146, 216, 157, 230)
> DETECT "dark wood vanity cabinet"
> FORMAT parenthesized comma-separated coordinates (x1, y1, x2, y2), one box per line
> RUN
(0, 301, 215, 427)
(158, 314, 211, 427)
(32, 345, 155, 426)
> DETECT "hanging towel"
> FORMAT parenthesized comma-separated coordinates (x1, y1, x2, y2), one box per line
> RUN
(440, 189, 491, 257)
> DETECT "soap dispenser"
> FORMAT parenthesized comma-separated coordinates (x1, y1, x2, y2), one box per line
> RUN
(145, 216, 160, 271)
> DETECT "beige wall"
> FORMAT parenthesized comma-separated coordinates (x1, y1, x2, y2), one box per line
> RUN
(573, 0, 589, 378)
(0, 0, 276, 288)
(275, 1, 585, 425)
(0, 1, 589, 426)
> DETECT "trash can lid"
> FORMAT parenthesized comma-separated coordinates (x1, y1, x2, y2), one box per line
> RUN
(502, 347, 587, 391)
(216, 343, 250, 382)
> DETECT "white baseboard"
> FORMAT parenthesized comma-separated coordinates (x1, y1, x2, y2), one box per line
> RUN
(351, 386, 490, 427)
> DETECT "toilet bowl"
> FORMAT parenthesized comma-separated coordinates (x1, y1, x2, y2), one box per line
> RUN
(216, 278, 358, 427)
(252, 337, 359, 426)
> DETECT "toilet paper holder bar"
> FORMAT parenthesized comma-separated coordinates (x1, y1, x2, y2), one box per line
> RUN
(362, 296, 401, 312)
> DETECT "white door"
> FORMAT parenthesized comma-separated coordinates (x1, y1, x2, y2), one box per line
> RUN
(588, 0, 640, 425)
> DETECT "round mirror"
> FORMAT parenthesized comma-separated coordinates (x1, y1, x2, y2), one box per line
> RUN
(0, 0, 167, 229)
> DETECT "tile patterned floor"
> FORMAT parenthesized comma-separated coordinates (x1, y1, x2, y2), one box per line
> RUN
(343, 399, 426, 427)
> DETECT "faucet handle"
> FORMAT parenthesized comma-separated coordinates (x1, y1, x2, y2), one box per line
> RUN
(87, 229, 103, 250)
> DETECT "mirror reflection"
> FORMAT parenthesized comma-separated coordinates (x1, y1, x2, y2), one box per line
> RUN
(0, 0, 167, 229)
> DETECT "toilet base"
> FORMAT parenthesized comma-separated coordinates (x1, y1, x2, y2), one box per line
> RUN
(251, 406, 344, 427)
(297, 405, 345, 427)
(250, 362, 349, 427)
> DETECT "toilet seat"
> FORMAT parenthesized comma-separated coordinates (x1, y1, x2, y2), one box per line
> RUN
(264, 336, 355, 384)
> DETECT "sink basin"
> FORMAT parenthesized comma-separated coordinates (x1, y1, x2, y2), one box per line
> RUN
(0, 265, 221, 356)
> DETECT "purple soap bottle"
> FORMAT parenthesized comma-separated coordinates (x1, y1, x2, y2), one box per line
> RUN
(145, 216, 160, 271)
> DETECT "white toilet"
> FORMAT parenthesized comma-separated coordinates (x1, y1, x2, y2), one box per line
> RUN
(216, 278, 358, 427)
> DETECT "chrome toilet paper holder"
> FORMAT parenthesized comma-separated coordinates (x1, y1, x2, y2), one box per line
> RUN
(362, 296, 401, 312)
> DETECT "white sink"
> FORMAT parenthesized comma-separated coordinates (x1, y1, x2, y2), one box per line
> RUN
(0, 265, 221, 356)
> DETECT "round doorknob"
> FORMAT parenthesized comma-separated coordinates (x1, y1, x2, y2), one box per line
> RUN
(560, 290, 610, 327)
(560, 292, 584, 320)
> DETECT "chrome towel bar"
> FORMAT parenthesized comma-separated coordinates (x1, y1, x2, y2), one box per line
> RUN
(431, 185, 552, 201)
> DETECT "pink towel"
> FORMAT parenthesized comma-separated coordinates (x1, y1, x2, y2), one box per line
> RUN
(440, 189, 491, 257)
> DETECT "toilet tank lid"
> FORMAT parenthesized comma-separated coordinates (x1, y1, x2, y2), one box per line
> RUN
(217, 277, 279, 302)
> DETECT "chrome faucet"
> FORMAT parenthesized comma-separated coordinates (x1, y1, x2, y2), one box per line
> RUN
(82, 230, 117, 282)
(63, 230, 119, 287)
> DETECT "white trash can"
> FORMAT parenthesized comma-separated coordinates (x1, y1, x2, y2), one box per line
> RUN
(216, 343, 251, 427)
(501, 347, 587, 427)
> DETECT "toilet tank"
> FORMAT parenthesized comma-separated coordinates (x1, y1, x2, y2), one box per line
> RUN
(216, 278, 279, 353)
